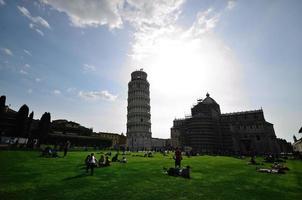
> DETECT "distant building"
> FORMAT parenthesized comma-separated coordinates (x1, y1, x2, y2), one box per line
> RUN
(127, 69, 152, 151)
(151, 138, 170, 151)
(293, 127, 302, 154)
(171, 93, 281, 155)
(51, 119, 93, 136)
(97, 132, 126, 149)
(293, 139, 302, 153)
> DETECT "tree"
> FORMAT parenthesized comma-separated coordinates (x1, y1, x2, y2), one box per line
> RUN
(15, 104, 29, 137)
(26, 111, 34, 138)
(0, 95, 5, 107)
(293, 135, 297, 143)
(0, 95, 6, 113)
(37, 112, 51, 145)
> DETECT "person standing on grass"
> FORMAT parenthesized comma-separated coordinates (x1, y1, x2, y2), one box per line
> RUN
(87, 153, 97, 175)
(63, 140, 70, 157)
(174, 147, 182, 168)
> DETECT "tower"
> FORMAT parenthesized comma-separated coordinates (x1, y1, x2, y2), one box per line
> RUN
(127, 69, 151, 151)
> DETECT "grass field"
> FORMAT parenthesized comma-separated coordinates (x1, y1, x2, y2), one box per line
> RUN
(0, 151, 301, 200)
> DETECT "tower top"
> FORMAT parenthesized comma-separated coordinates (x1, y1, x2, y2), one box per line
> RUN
(131, 69, 148, 81)
(206, 92, 210, 97)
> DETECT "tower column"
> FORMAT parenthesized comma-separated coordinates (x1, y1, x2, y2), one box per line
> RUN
(127, 69, 152, 151)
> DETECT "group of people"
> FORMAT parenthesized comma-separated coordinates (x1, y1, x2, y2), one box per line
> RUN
(40, 141, 70, 158)
(247, 155, 290, 174)
(85, 153, 127, 175)
(164, 166, 191, 179)
(84, 149, 185, 177)
(163, 147, 191, 179)
(41, 146, 58, 158)
(256, 162, 290, 174)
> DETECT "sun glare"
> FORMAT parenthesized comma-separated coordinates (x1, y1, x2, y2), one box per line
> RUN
(130, 27, 247, 136)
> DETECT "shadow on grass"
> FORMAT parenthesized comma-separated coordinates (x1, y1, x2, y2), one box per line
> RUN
(62, 173, 88, 181)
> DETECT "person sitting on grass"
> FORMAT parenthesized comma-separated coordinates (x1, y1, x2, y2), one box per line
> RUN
(164, 167, 178, 176)
(41, 147, 58, 158)
(163, 166, 191, 179)
(248, 155, 262, 165)
(120, 156, 127, 163)
(256, 167, 284, 174)
(104, 156, 111, 167)
(51, 148, 58, 158)
(98, 155, 105, 167)
(180, 166, 191, 179)
(112, 153, 119, 162)
(271, 162, 289, 171)
(41, 147, 52, 157)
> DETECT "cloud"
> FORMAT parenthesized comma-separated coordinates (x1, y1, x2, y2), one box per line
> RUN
(24, 49, 32, 56)
(41, 0, 123, 29)
(187, 8, 219, 36)
(83, 64, 96, 72)
(24, 64, 30, 68)
(67, 87, 76, 93)
(27, 89, 33, 94)
(17, 6, 51, 29)
(35, 28, 44, 36)
(227, 0, 236, 10)
(122, 0, 185, 30)
(53, 89, 61, 95)
(29, 23, 45, 36)
(35, 78, 41, 82)
(1, 48, 13, 56)
(41, 0, 185, 29)
(20, 69, 28, 75)
(78, 90, 117, 101)
(0, 0, 5, 6)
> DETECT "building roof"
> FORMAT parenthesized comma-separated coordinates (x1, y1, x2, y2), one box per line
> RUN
(221, 109, 263, 116)
(201, 93, 218, 104)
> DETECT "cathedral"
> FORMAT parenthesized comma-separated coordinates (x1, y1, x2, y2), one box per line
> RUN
(171, 93, 281, 155)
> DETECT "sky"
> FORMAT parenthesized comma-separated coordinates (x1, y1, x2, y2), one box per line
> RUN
(0, 0, 301, 142)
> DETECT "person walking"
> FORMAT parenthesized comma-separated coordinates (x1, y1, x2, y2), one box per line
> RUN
(63, 140, 70, 157)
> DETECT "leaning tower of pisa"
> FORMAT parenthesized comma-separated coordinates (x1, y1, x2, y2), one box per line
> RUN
(127, 69, 151, 151)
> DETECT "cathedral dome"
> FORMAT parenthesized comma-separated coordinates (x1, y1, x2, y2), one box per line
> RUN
(202, 93, 217, 104)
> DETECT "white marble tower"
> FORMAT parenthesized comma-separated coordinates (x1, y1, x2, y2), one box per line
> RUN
(127, 69, 151, 151)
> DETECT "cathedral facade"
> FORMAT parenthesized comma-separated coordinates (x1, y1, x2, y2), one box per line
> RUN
(171, 93, 280, 155)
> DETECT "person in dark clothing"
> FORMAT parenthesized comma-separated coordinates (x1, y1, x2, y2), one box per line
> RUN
(63, 140, 71, 157)
(104, 156, 111, 167)
(180, 166, 191, 179)
(86, 153, 97, 175)
(112, 153, 119, 162)
(98, 155, 105, 167)
(174, 147, 182, 168)
(85, 155, 91, 166)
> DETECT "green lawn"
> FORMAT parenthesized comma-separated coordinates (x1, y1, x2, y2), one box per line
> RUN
(0, 151, 301, 200)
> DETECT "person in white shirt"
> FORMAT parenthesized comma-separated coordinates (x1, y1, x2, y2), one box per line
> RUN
(88, 153, 97, 175)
